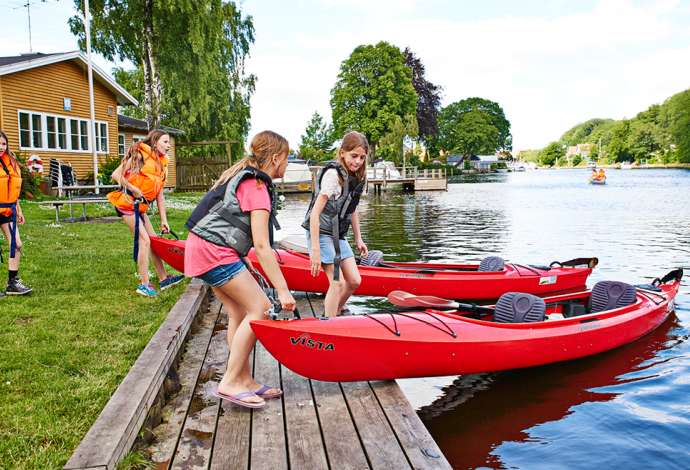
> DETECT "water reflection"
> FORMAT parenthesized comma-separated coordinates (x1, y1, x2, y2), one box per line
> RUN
(277, 169, 690, 469)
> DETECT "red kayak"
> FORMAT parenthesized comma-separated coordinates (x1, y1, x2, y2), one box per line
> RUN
(150, 235, 596, 300)
(250, 269, 682, 382)
(247, 239, 596, 300)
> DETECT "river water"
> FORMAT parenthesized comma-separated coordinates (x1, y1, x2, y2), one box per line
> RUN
(276, 168, 690, 469)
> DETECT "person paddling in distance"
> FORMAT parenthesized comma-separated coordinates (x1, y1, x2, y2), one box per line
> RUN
(0, 130, 32, 297)
(303, 131, 368, 317)
(184, 130, 296, 409)
(107, 130, 184, 297)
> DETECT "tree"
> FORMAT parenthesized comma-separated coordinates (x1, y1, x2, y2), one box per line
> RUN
(69, 0, 255, 142)
(538, 142, 565, 167)
(299, 112, 334, 161)
(439, 97, 511, 153)
(403, 48, 441, 143)
(664, 89, 690, 163)
(377, 113, 418, 165)
(330, 41, 417, 161)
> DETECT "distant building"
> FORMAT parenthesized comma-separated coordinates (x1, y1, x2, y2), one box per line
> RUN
(566, 143, 594, 158)
(0, 51, 182, 186)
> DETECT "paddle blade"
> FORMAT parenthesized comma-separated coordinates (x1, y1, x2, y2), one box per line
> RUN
(387, 290, 458, 309)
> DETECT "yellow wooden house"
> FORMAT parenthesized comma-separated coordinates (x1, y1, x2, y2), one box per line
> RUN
(0, 51, 181, 187)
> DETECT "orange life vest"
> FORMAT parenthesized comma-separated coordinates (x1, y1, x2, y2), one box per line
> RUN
(0, 152, 22, 217)
(107, 143, 168, 213)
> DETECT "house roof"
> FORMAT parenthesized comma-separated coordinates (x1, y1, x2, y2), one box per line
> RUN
(0, 51, 138, 106)
(118, 114, 184, 136)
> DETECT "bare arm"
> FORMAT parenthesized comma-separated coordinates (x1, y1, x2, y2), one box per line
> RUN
(251, 209, 295, 311)
(156, 190, 169, 232)
(350, 211, 368, 256)
(309, 194, 329, 276)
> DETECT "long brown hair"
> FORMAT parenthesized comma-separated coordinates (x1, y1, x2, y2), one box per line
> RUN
(121, 129, 169, 180)
(337, 131, 369, 181)
(0, 129, 19, 173)
(212, 130, 289, 190)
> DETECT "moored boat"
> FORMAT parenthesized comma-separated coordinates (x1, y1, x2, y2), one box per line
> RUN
(250, 269, 682, 382)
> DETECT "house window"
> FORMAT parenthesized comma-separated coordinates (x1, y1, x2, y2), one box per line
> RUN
(18, 111, 44, 149)
(94, 122, 108, 153)
(80, 121, 88, 150)
(118, 134, 125, 157)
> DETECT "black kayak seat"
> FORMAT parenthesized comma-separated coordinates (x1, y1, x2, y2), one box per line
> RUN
(494, 292, 546, 323)
(478, 256, 505, 272)
(590, 281, 636, 313)
(360, 250, 384, 267)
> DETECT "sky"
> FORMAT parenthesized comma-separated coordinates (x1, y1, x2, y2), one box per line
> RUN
(1, 0, 689, 153)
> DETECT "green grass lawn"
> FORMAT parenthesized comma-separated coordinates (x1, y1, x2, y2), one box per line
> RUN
(0, 194, 200, 469)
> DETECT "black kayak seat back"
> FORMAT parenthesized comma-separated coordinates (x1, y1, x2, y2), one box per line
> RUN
(590, 281, 636, 313)
(478, 256, 505, 272)
(360, 250, 384, 267)
(494, 292, 546, 323)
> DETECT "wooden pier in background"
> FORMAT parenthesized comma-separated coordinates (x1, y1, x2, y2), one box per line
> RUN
(367, 166, 448, 194)
(65, 284, 451, 469)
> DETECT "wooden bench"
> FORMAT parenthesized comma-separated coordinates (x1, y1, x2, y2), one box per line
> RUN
(44, 198, 111, 223)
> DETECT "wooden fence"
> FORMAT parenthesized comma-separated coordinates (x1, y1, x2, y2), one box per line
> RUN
(176, 158, 228, 191)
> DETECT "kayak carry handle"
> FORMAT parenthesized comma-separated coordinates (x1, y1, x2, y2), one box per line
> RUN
(550, 257, 599, 269)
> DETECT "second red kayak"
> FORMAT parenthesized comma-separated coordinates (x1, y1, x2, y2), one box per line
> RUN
(150, 235, 596, 300)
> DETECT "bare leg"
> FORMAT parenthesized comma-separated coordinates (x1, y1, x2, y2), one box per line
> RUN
(321, 263, 345, 317)
(213, 287, 252, 385)
(335, 257, 361, 313)
(121, 214, 152, 286)
(0, 223, 22, 271)
(142, 214, 169, 280)
(214, 270, 275, 403)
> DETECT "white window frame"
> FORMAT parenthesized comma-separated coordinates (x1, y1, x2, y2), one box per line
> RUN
(17, 109, 109, 154)
(94, 121, 109, 153)
(118, 133, 125, 157)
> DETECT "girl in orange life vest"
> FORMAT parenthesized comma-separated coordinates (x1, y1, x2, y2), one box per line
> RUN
(108, 129, 183, 297)
(304, 131, 368, 317)
(184, 130, 296, 409)
(0, 130, 32, 296)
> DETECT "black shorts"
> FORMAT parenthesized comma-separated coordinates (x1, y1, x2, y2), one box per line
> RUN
(0, 214, 14, 225)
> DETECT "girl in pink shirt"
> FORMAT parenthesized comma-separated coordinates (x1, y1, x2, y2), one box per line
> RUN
(184, 131, 295, 409)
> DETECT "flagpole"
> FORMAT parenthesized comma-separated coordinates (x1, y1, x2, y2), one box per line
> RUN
(84, 0, 99, 194)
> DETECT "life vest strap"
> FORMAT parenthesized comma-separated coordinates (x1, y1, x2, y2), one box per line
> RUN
(0, 202, 17, 262)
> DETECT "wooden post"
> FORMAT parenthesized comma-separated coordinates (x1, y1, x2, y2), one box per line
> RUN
(225, 142, 233, 166)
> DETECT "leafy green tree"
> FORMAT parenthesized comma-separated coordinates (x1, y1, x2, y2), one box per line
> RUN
(538, 142, 565, 167)
(663, 89, 690, 163)
(330, 41, 417, 161)
(436, 98, 511, 156)
(437, 104, 503, 157)
(378, 114, 418, 165)
(560, 118, 614, 146)
(606, 120, 632, 162)
(70, 0, 255, 145)
(403, 48, 441, 143)
(298, 112, 334, 161)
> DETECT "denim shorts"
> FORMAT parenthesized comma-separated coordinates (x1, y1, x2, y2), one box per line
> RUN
(305, 231, 354, 264)
(197, 261, 247, 287)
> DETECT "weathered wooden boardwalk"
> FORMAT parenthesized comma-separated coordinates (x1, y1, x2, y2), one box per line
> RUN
(145, 295, 450, 469)
(65, 284, 450, 469)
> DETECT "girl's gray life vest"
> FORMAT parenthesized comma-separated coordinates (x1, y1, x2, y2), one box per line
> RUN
(186, 167, 280, 257)
(301, 162, 365, 239)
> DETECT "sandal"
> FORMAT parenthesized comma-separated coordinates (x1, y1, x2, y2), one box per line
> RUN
(255, 384, 283, 399)
(213, 388, 265, 409)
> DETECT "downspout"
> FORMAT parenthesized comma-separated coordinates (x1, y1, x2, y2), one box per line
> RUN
(0, 77, 4, 129)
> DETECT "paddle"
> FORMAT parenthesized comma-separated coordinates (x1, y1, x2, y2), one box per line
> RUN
(387, 290, 494, 315)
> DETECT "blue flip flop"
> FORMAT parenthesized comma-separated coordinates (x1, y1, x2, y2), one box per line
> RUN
(255, 384, 283, 399)
(213, 388, 265, 409)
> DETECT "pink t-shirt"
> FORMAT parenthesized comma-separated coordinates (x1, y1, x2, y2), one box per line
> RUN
(184, 178, 271, 277)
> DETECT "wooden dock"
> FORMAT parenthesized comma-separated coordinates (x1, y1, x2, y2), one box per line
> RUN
(65, 284, 451, 469)
(367, 167, 447, 194)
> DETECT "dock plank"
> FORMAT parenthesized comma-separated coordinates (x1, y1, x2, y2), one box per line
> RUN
(250, 342, 288, 469)
(282, 366, 329, 470)
(209, 349, 254, 470)
(311, 379, 370, 470)
(169, 309, 228, 469)
(147, 300, 222, 468)
(370, 381, 451, 470)
(341, 381, 409, 469)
